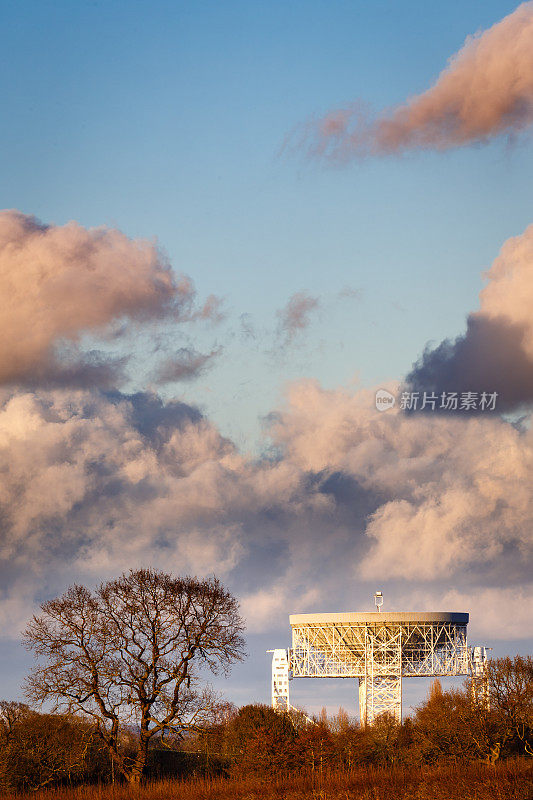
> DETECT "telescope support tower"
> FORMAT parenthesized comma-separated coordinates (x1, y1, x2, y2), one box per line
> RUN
(269, 606, 486, 725)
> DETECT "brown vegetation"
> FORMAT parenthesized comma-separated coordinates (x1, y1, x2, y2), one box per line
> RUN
(1, 665, 532, 798)
(1, 760, 531, 800)
(3, 659, 532, 796)
(0, 702, 108, 791)
(188, 658, 532, 776)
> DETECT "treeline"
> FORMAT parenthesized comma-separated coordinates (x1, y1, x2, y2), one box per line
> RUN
(190, 655, 533, 776)
(0, 703, 110, 791)
(0, 655, 531, 791)
(0, 703, 219, 792)
(0, 702, 224, 792)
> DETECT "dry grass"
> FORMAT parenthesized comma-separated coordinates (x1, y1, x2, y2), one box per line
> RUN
(2, 760, 532, 800)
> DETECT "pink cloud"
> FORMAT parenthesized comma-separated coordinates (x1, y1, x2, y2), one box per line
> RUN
(0, 210, 218, 386)
(276, 292, 320, 347)
(296, 3, 533, 161)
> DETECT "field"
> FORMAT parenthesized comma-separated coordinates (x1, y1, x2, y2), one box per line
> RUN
(2, 761, 532, 800)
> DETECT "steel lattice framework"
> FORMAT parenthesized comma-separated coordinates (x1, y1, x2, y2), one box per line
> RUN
(271, 611, 476, 725)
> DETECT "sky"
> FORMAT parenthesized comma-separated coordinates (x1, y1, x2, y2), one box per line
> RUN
(0, 0, 532, 717)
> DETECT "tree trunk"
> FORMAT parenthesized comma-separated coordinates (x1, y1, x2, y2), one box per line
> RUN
(128, 739, 149, 785)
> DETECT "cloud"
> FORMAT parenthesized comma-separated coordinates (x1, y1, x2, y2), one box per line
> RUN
(294, 2, 533, 161)
(240, 585, 321, 634)
(397, 585, 533, 641)
(0, 379, 531, 641)
(275, 292, 320, 348)
(195, 295, 226, 324)
(0, 213, 531, 649)
(0, 210, 218, 387)
(17, 348, 129, 389)
(408, 224, 533, 411)
(270, 380, 533, 619)
(479, 222, 533, 355)
(337, 286, 362, 302)
(239, 313, 257, 341)
(437, 587, 533, 641)
(0, 386, 338, 634)
(153, 346, 222, 384)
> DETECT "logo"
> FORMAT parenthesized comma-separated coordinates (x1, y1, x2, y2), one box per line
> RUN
(375, 389, 395, 412)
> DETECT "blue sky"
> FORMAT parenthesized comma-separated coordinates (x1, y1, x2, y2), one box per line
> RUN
(2, 0, 531, 445)
(1, 0, 532, 716)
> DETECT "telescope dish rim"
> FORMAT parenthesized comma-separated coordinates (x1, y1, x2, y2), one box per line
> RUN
(289, 611, 469, 625)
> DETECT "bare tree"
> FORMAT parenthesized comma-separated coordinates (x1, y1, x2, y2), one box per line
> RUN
(0, 701, 29, 742)
(486, 655, 533, 756)
(23, 569, 245, 785)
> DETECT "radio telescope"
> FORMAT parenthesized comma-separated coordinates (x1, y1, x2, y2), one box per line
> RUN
(269, 594, 487, 724)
